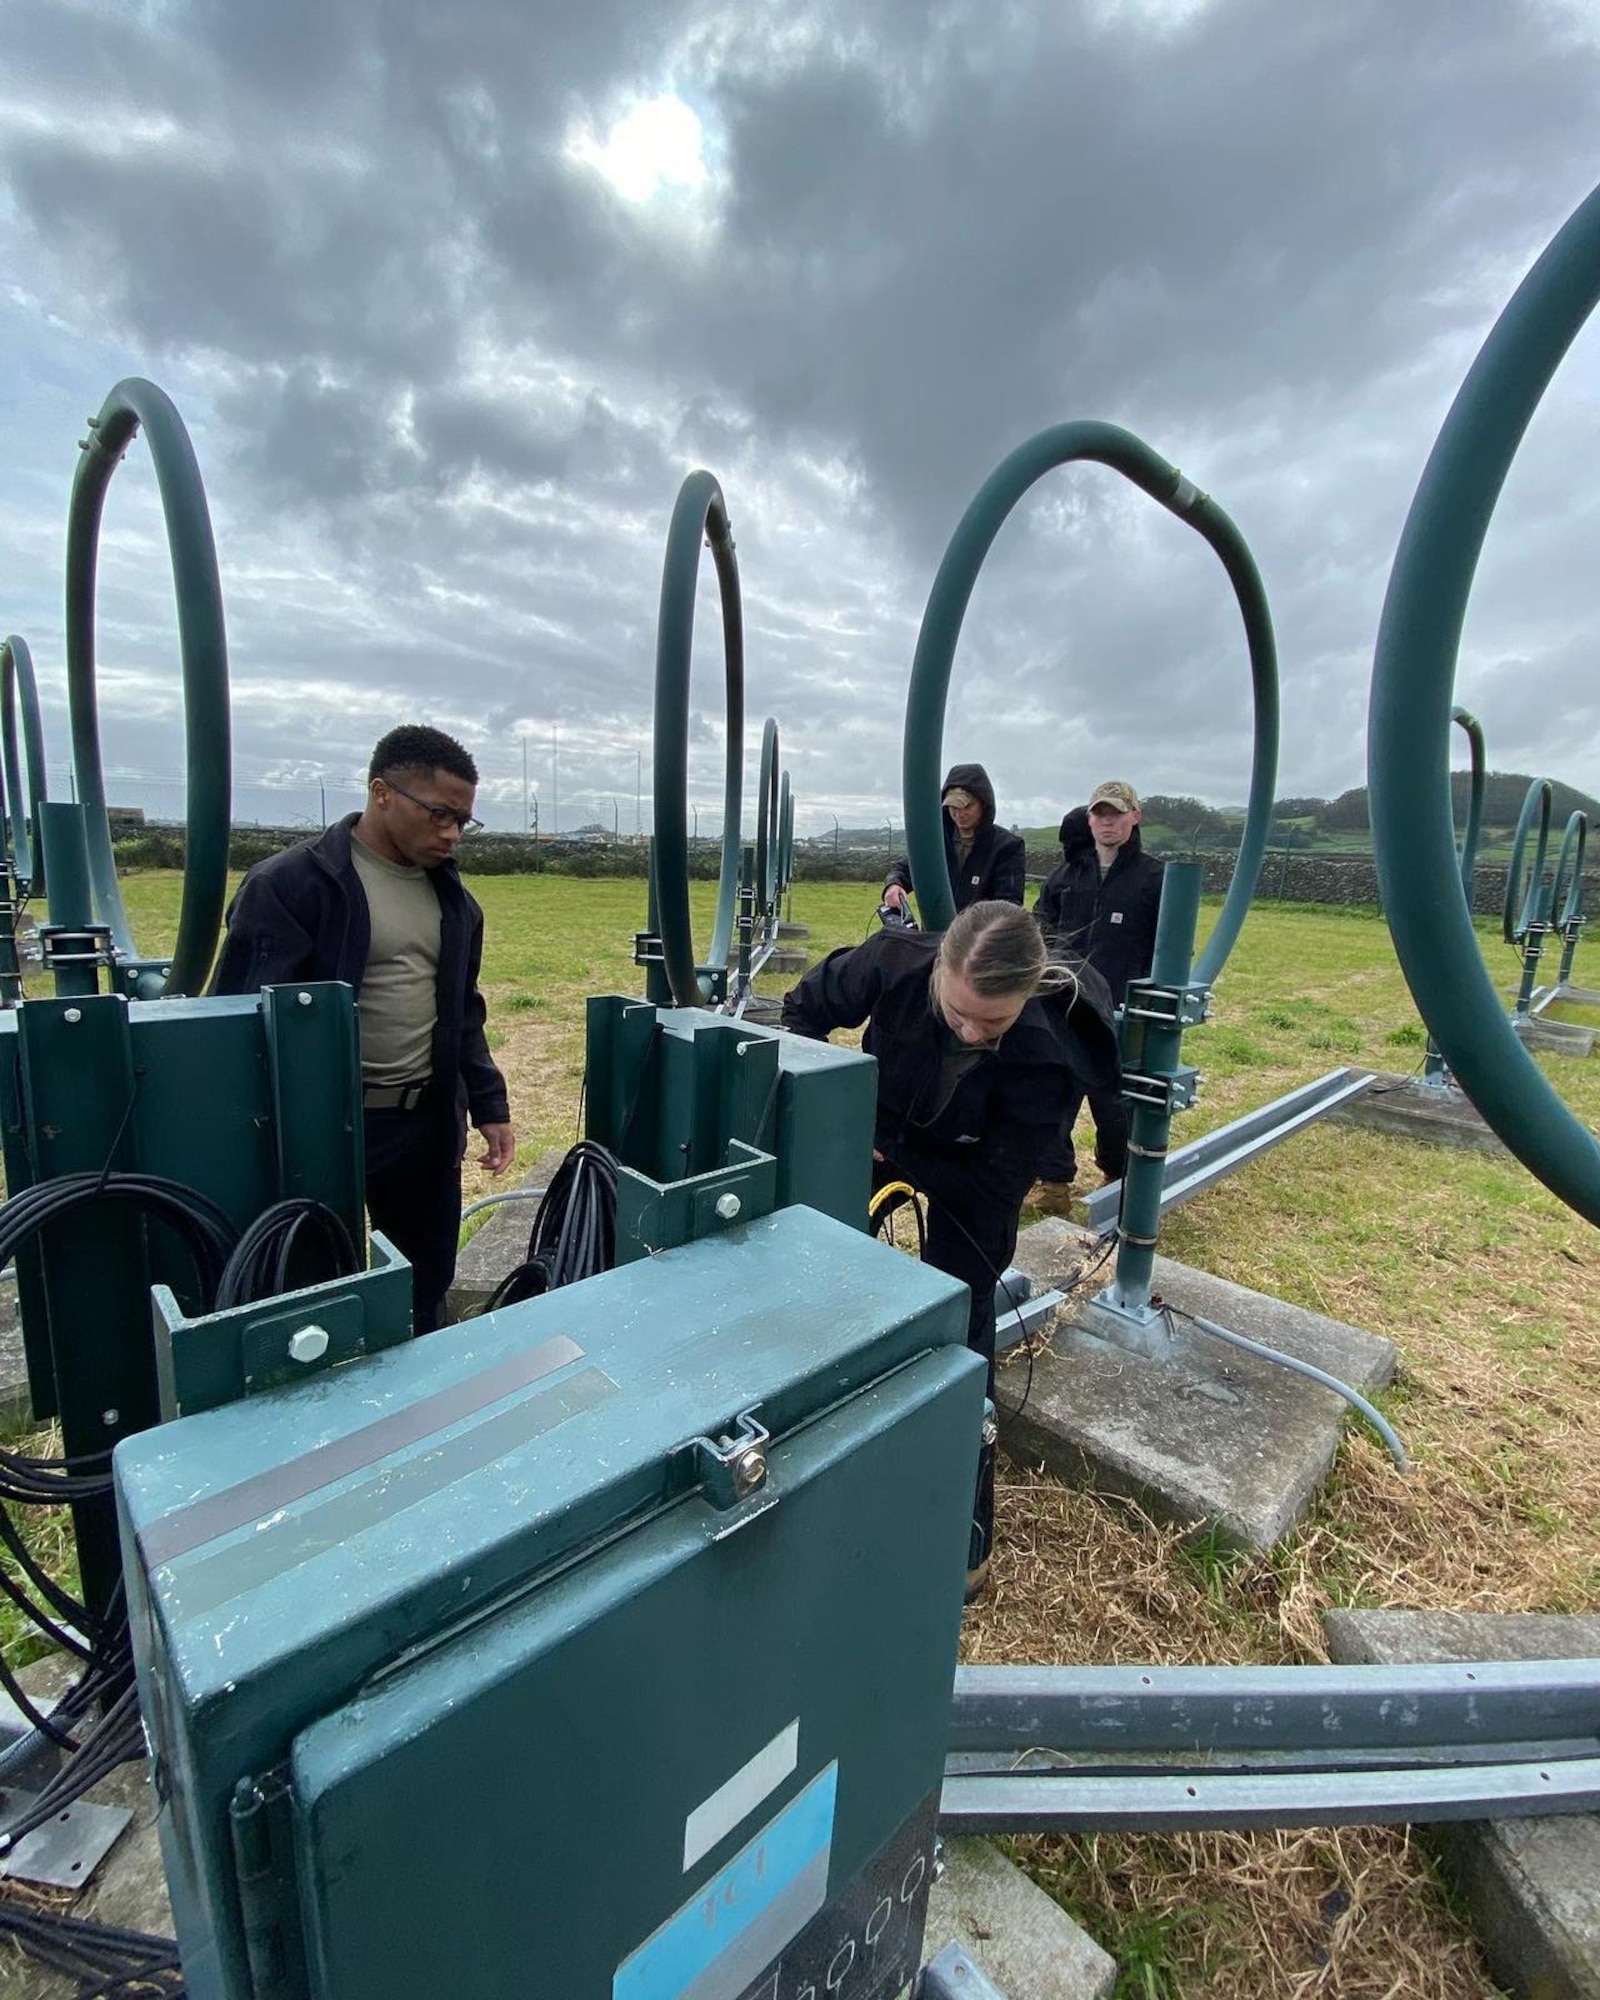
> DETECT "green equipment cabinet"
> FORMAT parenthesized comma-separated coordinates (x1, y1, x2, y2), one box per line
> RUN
(115, 1205, 985, 2000)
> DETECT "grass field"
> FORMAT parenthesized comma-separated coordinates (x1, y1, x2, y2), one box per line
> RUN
(15, 873, 1600, 1996)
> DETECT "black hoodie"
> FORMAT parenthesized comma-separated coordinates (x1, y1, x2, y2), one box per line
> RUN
(1033, 808, 1164, 1006)
(884, 762, 1027, 912)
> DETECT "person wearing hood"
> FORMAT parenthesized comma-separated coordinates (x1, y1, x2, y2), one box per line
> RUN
(1031, 780, 1164, 1198)
(882, 763, 1026, 919)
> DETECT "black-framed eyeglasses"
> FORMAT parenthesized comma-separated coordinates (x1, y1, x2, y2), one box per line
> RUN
(385, 780, 483, 835)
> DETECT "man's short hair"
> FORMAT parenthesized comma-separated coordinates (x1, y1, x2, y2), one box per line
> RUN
(370, 725, 478, 787)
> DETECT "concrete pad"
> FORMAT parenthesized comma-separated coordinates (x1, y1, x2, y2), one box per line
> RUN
(447, 1144, 569, 1320)
(1513, 1015, 1596, 1058)
(1323, 1610, 1600, 2000)
(0, 1283, 31, 1430)
(0, 1660, 172, 2000)
(765, 947, 810, 976)
(1327, 1072, 1509, 1157)
(1002, 1219, 1398, 1553)
(921, 1837, 1117, 1999)
(776, 922, 811, 940)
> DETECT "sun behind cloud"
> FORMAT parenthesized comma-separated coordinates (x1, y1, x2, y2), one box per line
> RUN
(565, 92, 710, 205)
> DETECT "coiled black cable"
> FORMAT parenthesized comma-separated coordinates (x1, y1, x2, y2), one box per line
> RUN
(0, 1172, 238, 1311)
(213, 1199, 360, 1311)
(480, 1142, 619, 1311)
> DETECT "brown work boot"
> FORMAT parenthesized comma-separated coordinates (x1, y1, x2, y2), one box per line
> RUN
(1026, 1179, 1078, 1216)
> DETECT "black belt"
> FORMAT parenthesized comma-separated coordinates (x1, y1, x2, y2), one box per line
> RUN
(362, 1077, 433, 1112)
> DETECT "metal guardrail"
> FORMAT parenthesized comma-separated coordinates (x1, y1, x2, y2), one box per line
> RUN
(941, 1660, 1600, 1833)
(1080, 1067, 1377, 1233)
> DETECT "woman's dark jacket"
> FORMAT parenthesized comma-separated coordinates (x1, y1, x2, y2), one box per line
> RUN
(884, 762, 1026, 912)
(210, 815, 509, 1137)
(781, 927, 1117, 1219)
(1034, 809, 1164, 1007)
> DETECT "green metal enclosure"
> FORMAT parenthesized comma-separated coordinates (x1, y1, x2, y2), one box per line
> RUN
(116, 1207, 983, 2000)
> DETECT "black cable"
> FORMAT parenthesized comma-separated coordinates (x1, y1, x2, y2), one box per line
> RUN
(480, 1142, 619, 1311)
(213, 1199, 358, 1312)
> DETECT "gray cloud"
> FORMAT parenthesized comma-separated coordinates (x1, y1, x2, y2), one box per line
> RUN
(1, 0, 1598, 839)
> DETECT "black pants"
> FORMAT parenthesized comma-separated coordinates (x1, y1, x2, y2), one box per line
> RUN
(877, 1161, 1015, 1570)
(1036, 1080, 1130, 1184)
(364, 1107, 464, 1334)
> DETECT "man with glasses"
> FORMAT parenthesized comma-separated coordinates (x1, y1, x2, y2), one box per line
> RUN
(214, 724, 515, 1331)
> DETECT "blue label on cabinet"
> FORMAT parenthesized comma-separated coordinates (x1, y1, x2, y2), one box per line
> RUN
(615, 1763, 838, 2000)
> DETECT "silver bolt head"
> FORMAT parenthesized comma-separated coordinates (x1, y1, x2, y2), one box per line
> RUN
(297, 990, 315, 1006)
(731, 1445, 766, 1496)
(714, 1191, 742, 1220)
(63, 1007, 82, 1024)
(288, 1325, 331, 1364)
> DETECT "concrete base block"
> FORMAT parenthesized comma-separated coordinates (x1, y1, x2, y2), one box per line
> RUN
(447, 1145, 570, 1320)
(1003, 1219, 1398, 1553)
(776, 922, 810, 940)
(1327, 1072, 1509, 1156)
(765, 947, 809, 976)
(0, 1282, 31, 1430)
(921, 1837, 1118, 1999)
(738, 994, 786, 1026)
(1513, 1014, 1596, 1058)
(1323, 1611, 1600, 2000)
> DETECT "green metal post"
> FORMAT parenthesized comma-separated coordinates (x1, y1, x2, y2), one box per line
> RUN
(902, 422, 1277, 982)
(1101, 862, 1203, 1316)
(65, 380, 231, 997)
(1369, 179, 1600, 1223)
(37, 802, 104, 999)
(650, 471, 745, 1005)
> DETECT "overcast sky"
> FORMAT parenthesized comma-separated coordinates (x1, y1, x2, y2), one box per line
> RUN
(2, 0, 1598, 838)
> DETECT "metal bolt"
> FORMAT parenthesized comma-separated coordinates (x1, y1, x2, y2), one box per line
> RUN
(731, 1444, 766, 1497)
(981, 1414, 999, 1449)
(287, 1325, 330, 1365)
(297, 991, 315, 1007)
(63, 1008, 82, 1024)
(102, 1408, 119, 1427)
(714, 1192, 742, 1221)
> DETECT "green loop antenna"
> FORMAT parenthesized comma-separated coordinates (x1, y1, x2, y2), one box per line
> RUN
(649, 471, 746, 1006)
(1369, 180, 1600, 1223)
(0, 635, 49, 894)
(901, 421, 1279, 983)
(1503, 779, 1554, 947)
(65, 379, 231, 998)
(754, 718, 779, 913)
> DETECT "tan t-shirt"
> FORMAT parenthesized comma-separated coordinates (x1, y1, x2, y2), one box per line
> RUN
(350, 837, 441, 1083)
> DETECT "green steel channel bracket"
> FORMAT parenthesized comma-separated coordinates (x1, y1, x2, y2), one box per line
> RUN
(152, 1232, 412, 1419)
(65, 378, 231, 999)
(902, 421, 1279, 984)
(260, 981, 366, 1253)
(649, 470, 746, 1005)
(1, 635, 49, 897)
(1369, 177, 1600, 1223)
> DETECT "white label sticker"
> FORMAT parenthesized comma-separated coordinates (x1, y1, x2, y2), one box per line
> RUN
(683, 1719, 800, 1872)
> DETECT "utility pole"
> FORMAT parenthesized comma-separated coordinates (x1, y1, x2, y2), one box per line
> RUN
(636, 747, 642, 838)
(552, 726, 559, 836)
(521, 737, 530, 835)
(319, 782, 327, 828)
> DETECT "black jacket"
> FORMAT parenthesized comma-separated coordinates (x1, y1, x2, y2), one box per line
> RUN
(211, 816, 510, 1136)
(1034, 810, 1164, 1006)
(782, 927, 1117, 1219)
(884, 762, 1026, 912)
